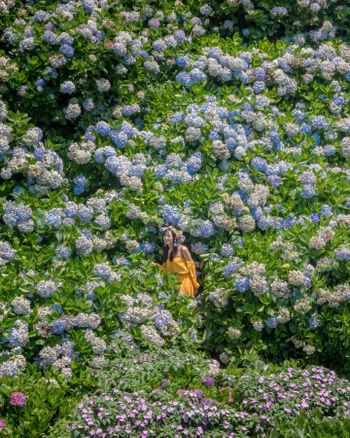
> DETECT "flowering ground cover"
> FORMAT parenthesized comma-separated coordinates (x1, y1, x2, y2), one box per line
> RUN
(0, 0, 349, 436)
(48, 345, 350, 437)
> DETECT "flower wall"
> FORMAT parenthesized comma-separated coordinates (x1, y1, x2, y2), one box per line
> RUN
(0, 0, 349, 435)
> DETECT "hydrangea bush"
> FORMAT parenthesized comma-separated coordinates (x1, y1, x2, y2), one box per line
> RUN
(0, 0, 349, 435)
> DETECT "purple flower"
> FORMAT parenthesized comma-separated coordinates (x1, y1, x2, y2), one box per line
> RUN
(267, 175, 281, 188)
(35, 78, 46, 92)
(200, 5, 213, 15)
(10, 392, 27, 407)
(254, 67, 266, 81)
(51, 319, 67, 335)
(82, 228, 93, 240)
(224, 262, 239, 278)
(202, 375, 216, 387)
(309, 213, 320, 224)
(253, 81, 265, 94)
(335, 247, 350, 261)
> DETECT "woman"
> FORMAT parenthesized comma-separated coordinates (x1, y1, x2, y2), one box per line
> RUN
(159, 226, 200, 297)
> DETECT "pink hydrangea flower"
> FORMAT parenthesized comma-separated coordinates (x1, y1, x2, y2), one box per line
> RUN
(0, 419, 6, 429)
(10, 391, 27, 407)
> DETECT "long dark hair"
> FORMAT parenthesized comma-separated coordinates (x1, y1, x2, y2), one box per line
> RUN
(162, 228, 179, 263)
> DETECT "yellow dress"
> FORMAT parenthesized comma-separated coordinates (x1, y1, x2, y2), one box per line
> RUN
(159, 256, 200, 297)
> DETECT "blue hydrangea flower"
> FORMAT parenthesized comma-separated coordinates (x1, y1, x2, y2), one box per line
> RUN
(51, 303, 63, 313)
(309, 213, 320, 224)
(12, 186, 23, 195)
(143, 242, 155, 254)
(308, 316, 320, 330)
(95, 121, 111, 137)
(251, 157, 267, 172)
(51, 319, 67, 335)
(190, 68, 207, 84)
(300, 123, 312, 134)
(335, 247, 350, 261)
(175, 55, 190, 68)
(95, 146, 116, 164)
(320, 205, 332, 216)
(55, 244, 72, 259)
(311, 133, 321, 146)
(333, 95, 345, 106)
(254, 67, 266, 81)
(81, 228, 93, 239)
(93, 263, 114, 281)
(186, 152, 202, 174)
(152, 40, 166, 52)
(311, 115, 328, 130)
(253, 81, 265, 94)
(33, 147, 45, 161)
(65, 202, 78, 218)
(59, 44, 74, 58)
(235, 276, 250, 293)
(199, 4, 213, 15)
(250, 207, 263, 220)
(73, 175, 88, 195)
(82, 0, 94, 14)
(9, 321, 28, 347)
(199, 220, 215, 238)
(132, 244, 143, 254)
(224, 261, 239, 278)
(283, 216, 298, 229)
(209, 131, 220, 141)
(45, 208, 63, 228)
(60, 81, 76, 94)
(300, 184, 316, 199)
(168, 111, 185, 124)
(162, 204, 181, 226)
(265, 316, 278, 329)
(154, 310, 172, 330)
(110, 131, 127, 148)
(35, 78, 46, 92)
(154, 165, 167, 177)
(77, 206, 93, 222)
(176, 72, 193, 87)
(257, 217, 272, 231)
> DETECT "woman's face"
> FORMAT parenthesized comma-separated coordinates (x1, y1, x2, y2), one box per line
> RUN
(163, 230, 173, 246)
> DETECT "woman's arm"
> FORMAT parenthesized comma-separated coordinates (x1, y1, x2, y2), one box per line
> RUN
(181, 246, 200, 291)
(157, 262, 166, 271)
(180, 245, 193, 262)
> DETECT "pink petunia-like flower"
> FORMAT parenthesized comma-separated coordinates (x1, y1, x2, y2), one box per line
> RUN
(0, 419, 6, 429)
(10, 392, 27, 407)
